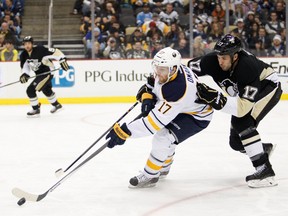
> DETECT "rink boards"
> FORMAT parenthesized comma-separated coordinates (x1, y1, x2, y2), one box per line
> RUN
(0, 57, 287, 104)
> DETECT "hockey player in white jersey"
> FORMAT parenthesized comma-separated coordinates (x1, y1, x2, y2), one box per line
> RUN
(106, 47, 213, 188)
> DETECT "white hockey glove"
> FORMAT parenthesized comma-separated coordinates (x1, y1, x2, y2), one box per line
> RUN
(59, 57, 69, 71)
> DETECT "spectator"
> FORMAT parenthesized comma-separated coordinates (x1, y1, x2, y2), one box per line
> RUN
(166, 0, 183, 8)
(0, 34, 5, 52)
(0, 21, 16, 45)
(246, 22, 260, 49)
(142, 13, 170, 36)
(234, 3, 244, 19)
(0, 0, 23, 26)
(211, 3, 225, 21)
(136, 3, 153, 27)
(81, 0, 101, 17)
(131, 0, 149, 16)
(250, 39, 267, 57)
(192, 35, 206, 58)
(165, 22, 181, 47)
(92, 41, 104, 59)
(174, 38, 189, 58)
(232, 18, 247, 42)
(149, 0, 166, 14)
(274, 1, 285, 22)
(265, 11, 284, 39)
(146, 21, 164, 44)
(109, 27, 126, 50)
(1, 11, 21, 43)
(267, 34, 285, 57)
(126, 27, 147, 50)
(0, 39, 18, 61)
(150, 38, 164, 57)
(71, 0, 83, 15)
(256, 26, 272, 50)
(103, 36, 126, 59)
(83, 26, 104, 58)
(207, 21, 223, 43)
(241, 0, 253, 16)
(101, 1, 118, 25)
(279, 28, 286, 47)
(193, 22, 208, 41)
(251, 1, 267, 24)
(126, 41, 150, 59)
(258, 0, 274, 12)
(159, 3, 179, 26)
(244, 11, 255, 28)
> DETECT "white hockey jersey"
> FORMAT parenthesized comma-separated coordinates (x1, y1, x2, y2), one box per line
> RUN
(127, 64, 213, 138)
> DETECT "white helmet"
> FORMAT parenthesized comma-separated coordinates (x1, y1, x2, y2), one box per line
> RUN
(152, 47, 181, 82)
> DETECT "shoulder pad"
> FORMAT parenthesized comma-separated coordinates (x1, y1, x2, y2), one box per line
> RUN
(162, 72, 186, 102)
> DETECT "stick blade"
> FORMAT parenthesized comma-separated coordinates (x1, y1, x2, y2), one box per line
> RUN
(12, 187, 47, 202)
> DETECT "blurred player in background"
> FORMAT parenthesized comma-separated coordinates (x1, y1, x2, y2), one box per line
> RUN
(19, 36, 70, 117)
(106, 47, 213, 188)
(188, 34, 282, 188)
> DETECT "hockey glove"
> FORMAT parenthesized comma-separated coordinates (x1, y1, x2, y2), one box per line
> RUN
(141, 92, 156, 117)
(59, 57, 69, 71)
(106, 123, 131, 148)
(19, 73, 30, 83)
(196, 82, 227, 110)
(136, 75, 155, 101)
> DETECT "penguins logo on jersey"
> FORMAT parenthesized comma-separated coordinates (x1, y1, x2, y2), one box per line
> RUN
(27, 59, 41, 71)
(220, 79, 238, 96)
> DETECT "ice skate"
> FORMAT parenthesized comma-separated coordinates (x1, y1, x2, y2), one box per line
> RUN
(129, 172, 159, 188)
(246, 161, 278, 188)
(50, 104, 63, 114)
(27, 108, 40, 117)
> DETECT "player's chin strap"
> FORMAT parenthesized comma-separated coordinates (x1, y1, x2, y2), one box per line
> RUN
(229, 53, 239, 76)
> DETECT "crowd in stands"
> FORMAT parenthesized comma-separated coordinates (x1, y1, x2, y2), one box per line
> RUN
(0, 0, 24, 61)
(0, 0, 286, 61)
(74, 0, 286, 59)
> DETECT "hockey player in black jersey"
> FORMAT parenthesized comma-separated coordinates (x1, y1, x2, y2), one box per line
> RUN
(188, 34, 282, 188)
(19, 36, 70, 117)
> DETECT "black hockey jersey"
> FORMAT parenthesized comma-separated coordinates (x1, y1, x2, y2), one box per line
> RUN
(20, 46, 56, 75)
(188, 51, 279, 118)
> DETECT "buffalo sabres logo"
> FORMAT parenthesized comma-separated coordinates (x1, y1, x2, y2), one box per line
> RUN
(220, 79, 238, 96)
(27, 59, 41, 71)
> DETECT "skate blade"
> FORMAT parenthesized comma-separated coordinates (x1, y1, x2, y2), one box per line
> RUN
(51, 107, 64, 114)
(128, 182, 157, 189)
(247, 177, 278, 188)
(26, 114, 40, 118)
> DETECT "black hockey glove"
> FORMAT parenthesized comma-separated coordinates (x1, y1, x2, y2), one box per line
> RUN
(19, 73, 30, 83)
(106, 123, 131, 148)
(141, 92, 156, 117)
(59, 57, 69, 71)
(136, 75, 155, 101)
(196, 82, 227, 110)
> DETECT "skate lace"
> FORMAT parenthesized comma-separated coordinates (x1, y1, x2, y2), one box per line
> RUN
(254, 164, 266, 176)
(136, 171, 150, 183)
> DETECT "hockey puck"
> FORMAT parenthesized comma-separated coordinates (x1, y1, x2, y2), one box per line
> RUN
(17, 197, 26, 206)
(55, 168, 64, 177)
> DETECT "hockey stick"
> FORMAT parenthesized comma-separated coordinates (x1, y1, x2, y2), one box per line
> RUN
(54, 101, 139, 177)
(12, 113, 143, 203)
(0, 68, 60, 89)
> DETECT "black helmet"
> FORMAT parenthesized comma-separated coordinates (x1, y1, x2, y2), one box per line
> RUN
(23, 36, 33, 44)
(214, 34, 242, 55)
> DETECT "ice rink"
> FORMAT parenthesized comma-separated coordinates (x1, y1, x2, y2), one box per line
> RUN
(0, 101, 287, 216)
